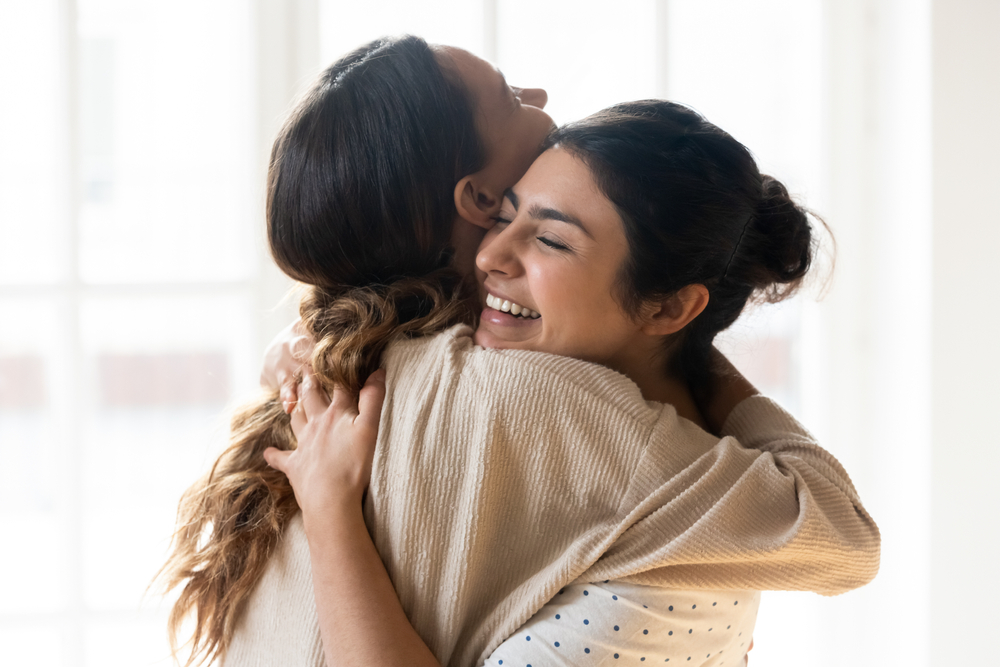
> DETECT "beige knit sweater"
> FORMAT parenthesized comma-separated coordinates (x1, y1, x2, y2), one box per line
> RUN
(225, 325, 879, 667)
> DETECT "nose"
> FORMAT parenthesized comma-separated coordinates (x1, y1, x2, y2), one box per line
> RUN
(476, 225, 522, 278)
(519, 87, 548, 110)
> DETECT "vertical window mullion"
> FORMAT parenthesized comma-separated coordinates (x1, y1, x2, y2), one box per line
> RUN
(654, 0, 669, 98)
(56, 0, 85, 663)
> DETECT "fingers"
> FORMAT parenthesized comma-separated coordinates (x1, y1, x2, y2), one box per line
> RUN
(287, 368, 384, 439)
(356, 369, 387, 429)
(290, 330, 312, 361)
(263, 446, 290, 474)
(330, 383, 357, 415)
(290, 400, 308, 439)
(280, 372, 299, 413)
(328, 368, 385, 422)
(298, 368, 330, 419)
(261, 319, 305, 390)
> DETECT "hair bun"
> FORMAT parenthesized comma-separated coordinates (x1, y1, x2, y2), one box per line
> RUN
(738, 175, 813, 302)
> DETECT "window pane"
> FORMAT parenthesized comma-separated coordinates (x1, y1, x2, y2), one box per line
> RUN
(0, 297, 70, 613)
(85, 618, 175, 667)
(496, 0, 658, 124)
(716, 300, 803, 414)
(667, 0, 824, 196)
(0, 627, 64, 667)
(76, 0, 255, 284)
(319, 0, 485, 65)
(78, 293, 257, 610)
(0, 0, 67, 285)
(668, 0, 824, 414)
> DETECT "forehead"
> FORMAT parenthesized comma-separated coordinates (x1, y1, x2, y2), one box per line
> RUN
(435, 46, 509, 115)
(521, 149, 599, 196)
(518, 148, 623, 232)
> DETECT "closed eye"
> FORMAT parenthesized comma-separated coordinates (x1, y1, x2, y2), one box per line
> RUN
(537, 236, 570, 251)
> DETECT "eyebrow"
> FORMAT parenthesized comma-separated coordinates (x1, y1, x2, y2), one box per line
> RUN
(504, 189, 593, 238)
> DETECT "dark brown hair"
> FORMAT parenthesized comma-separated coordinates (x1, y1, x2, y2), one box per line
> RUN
(158, 35, 485, 666)
(548, 100, 820, 390)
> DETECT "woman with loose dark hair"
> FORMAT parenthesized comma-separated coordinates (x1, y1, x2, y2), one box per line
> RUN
(159, 35, 877, 667)
(158, 34, 551, 666)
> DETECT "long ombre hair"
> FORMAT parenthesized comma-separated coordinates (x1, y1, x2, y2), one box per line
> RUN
(156, 35, 484, 666)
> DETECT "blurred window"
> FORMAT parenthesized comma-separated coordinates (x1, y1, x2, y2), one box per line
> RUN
(0, 1, 257, 665)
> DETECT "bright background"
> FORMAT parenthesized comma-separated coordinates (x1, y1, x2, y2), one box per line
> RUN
(0, 0, 997, 665)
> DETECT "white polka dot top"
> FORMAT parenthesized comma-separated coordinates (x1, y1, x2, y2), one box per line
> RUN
(482, 582, 759, 667)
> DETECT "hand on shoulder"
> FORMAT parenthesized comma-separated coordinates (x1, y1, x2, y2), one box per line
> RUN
(263, 368, 387, 524)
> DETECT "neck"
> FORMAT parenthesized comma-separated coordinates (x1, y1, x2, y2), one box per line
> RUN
(614, 348, 708, 431)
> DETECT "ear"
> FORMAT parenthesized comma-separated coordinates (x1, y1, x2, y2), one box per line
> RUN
(454, 175, 502, 229)
(641, 284, 710, 336)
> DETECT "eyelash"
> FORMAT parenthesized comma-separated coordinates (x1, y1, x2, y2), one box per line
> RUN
(490, 216, 571, 252)
(537, 236, 570, 251)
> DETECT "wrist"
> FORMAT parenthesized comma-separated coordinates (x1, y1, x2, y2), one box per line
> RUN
(300, 493, 365, 538)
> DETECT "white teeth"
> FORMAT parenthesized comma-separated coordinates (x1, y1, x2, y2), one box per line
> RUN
(485, 292, 539, 319)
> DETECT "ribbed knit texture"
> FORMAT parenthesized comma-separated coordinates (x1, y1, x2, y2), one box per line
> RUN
(224, 513, 325, 666)
(224, 325, 879, 667)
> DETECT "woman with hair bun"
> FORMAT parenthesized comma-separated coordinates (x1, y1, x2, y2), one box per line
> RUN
(264, 100, 879, 666)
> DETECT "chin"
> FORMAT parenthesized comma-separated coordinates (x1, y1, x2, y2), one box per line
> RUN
(473, 326, 522, 350)
(472, 327, 499, 349)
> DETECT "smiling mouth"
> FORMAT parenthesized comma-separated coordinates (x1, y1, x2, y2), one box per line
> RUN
(485, 292, 540, 319)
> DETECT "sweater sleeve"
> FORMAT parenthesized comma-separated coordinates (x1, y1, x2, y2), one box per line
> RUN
(720, 396, 867, 507)
(576, 396, 880, 596)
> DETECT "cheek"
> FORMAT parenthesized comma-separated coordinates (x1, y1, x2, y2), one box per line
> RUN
(531, 262, 617, 326)
(510, 123, 549, 174)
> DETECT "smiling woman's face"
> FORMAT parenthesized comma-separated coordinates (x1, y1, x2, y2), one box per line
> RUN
(473, 147, 651, 372)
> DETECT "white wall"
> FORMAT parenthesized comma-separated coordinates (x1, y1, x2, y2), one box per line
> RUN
(252, 0, 317, 348)
(930, 0, 1000, 663)
(745, 2, 934, 664)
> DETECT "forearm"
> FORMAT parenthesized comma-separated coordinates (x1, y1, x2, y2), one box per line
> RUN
(304, 503, 441, 667)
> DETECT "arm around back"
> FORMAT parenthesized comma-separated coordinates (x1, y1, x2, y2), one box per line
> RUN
(581, 396, 880, 595)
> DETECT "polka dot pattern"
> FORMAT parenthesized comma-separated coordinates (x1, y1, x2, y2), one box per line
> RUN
(483, 583, 760, 667)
